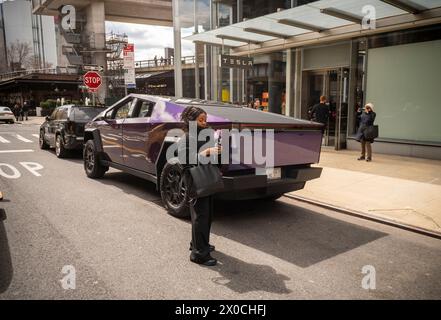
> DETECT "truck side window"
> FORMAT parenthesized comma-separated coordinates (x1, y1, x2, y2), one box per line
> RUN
(135, 100, 155, 118)
(114, 99, 134, 120)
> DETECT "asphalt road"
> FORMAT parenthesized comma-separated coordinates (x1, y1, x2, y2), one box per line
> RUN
(0, 122, 440, 300)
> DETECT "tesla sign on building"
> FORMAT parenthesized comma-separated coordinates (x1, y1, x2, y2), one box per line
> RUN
(220, 54, 254, 69)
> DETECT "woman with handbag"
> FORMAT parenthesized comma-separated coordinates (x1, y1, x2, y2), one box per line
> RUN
(356, 103, 377, 162)
(179, 106, 222, 266)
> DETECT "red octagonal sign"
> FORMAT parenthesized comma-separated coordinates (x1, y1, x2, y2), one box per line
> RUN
(83, 71, 102, 90)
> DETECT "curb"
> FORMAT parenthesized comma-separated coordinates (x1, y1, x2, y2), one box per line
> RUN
(283, 194, 441, 240)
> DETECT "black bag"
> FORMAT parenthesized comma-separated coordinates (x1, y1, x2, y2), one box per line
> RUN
(364, 125, 379, 140)
(187, 164, 224, 199)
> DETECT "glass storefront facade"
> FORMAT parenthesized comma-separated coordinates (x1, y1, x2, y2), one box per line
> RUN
(245, 52, 286, 113)
(175, 0, 318, 108)
(363, 26, 441, 144)
(174, 0, 441, 157)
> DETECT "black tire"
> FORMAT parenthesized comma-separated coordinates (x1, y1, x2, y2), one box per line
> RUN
(160, 158, 190, 218)
(39, 130, 50, 149)
(83, 139, 107, 179)
(55, 134, 69, 158)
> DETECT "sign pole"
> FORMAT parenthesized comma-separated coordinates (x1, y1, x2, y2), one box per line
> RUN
(123, 43, 136, 95)
(92, 92, 96, 106)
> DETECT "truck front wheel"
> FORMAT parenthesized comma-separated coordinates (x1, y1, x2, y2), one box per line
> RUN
(160, 158, 190, 219)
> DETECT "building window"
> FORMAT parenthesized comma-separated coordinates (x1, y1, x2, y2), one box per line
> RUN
(245, 51, 286, 114)
(364, 25, 441, 144)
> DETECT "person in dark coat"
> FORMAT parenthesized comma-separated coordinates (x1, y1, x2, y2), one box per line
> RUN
(13, 103, 22, 122)
(178, 106, 221, 266)
(22, 101, 29, 121)
(356, 103, 376, 162)
(310, 96, 330, 132)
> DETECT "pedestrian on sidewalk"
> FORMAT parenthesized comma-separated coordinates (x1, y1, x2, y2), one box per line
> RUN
(22, 101, 29, 121)
(179, 106, 221, 267)
(13, 102, 21, 122)
(310, 96, 330, 133)
(254, 98, 262, 110)
(356, 103, 377, 162)
(0, 191, 3, 201)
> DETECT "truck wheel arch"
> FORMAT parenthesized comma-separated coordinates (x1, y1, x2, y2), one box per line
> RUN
(155, 136, 181, 190)
(84, 129, 104, 153)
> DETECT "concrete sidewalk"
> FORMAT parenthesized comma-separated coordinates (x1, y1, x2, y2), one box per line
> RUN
(288, 149, 441, 234)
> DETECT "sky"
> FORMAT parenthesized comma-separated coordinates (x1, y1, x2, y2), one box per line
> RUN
(105, 21, 195, 62)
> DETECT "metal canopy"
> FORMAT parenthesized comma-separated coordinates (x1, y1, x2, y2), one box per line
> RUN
(276, 19, 325, 33)
(184, 0, 441, 48)
(216, 34, 263, 45)
(319, 8, 364, 24)
(243, 27, 289, 39)
(380, 0, 428, 13)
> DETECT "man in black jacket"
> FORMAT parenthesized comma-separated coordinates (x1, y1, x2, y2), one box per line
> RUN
(310, 96, 330, 134)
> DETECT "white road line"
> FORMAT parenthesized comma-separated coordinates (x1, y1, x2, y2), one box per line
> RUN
(0, 149, 34, 154)
(0, 135, 11, 143)
(32, 134, 40, 138)
(15, 134, 33, 143)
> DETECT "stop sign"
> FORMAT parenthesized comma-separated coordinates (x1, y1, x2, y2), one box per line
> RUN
(83, 71, 102, 90)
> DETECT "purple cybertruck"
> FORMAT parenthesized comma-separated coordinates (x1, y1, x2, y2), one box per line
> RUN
(83, 94, 323, 218)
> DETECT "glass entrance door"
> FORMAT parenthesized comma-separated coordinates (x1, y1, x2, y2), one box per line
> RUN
(302, 68, 349, 150)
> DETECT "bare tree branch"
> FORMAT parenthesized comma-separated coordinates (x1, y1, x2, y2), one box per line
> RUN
(7, 40, 33, 71)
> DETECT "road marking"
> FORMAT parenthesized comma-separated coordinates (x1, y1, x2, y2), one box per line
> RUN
(15, 134, 33, 143)
(0, 162, 44, 179)
(0, 163, 21, 179)
(32, 134, 40, 138)
(0, 149, 34, 154)
(20, 162, 44, 177)
(0, 135, 10, 143)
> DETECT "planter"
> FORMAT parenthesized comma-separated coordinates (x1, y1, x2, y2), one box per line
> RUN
(41, 109, 54, 117)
